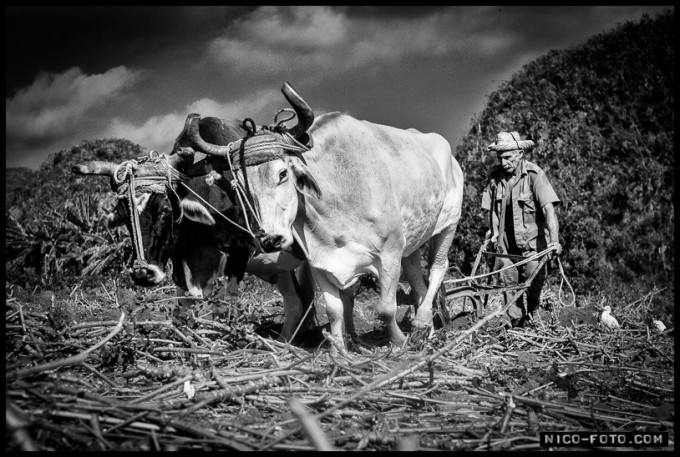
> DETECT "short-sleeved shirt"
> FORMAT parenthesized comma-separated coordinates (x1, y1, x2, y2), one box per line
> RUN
(481, 160, 560, 253)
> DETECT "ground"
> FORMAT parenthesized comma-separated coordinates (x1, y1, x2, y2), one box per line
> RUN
(5, 269, 675, 452)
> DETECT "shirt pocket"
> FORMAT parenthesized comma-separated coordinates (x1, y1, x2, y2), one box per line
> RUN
(518, 192, 535, 213)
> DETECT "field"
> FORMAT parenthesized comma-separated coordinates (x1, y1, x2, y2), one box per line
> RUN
(5, 11, 674, 451)
(5, 265, 674, 452)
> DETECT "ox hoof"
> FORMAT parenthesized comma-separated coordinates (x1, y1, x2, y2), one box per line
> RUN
(327, 345, 349, 359)
(409, 325, 434, 346)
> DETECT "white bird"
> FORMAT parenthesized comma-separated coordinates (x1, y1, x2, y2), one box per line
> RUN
(652, 319, 666, 332)
(600, 306, 620, 330)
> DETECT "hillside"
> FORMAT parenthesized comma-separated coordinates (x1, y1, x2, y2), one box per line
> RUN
(6, 138, 146, 287)
(452, 11, 673, 305)
(4, 12, 674, 312)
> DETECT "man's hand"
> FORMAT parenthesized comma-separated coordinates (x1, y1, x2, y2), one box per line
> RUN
(548, 241, 562, 256)
(485, 230, 498, 251)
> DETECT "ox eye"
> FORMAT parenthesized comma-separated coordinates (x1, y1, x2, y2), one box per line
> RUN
(278, 169, 288, 183)
(161, 207, 172, 216)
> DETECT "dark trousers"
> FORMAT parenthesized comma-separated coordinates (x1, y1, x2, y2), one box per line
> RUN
(494, 250, 547, 324)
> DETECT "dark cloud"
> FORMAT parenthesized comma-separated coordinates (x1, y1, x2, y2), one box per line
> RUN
(5, 6, 672, 169)
(5, 6, 256, 96)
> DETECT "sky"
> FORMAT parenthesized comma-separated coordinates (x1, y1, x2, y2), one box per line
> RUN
(5, 5, 673, 170)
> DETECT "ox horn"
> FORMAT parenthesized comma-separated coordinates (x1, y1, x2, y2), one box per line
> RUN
(185, 113, 234, 157)
(166, 148, 194, 170)
(281, 81, 314, 140)
(72, 161, 118, 176)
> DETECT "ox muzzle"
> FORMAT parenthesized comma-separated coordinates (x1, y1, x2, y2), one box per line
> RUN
(254, 228, 285, 253)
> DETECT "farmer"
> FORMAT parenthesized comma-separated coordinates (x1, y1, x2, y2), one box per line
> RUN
(481, 131, 561, 327)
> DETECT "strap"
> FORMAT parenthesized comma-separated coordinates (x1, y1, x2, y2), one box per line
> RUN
(495, 173, 522, 254)
(127, 173, 147, 266)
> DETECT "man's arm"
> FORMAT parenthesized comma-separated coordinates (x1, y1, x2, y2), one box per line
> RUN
(481, 185, 499, 244)
(490, 209, 499, 242)
(541, 202, 561, 255)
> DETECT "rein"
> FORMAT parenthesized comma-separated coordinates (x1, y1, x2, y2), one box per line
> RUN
(113, 152, 190, 268)
(219, 117, 312, 251)
(444, 245, 576, 307)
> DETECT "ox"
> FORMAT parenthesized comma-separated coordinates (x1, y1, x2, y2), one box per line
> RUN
(72, 117, 316, 341)
(186, 82, 464, 353)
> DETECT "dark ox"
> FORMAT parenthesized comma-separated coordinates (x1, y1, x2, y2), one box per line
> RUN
(186, 82, 464, 354)
(72, 117, 316, 341)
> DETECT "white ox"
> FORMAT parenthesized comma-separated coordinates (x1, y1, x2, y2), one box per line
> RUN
(188, 82, 464, 353)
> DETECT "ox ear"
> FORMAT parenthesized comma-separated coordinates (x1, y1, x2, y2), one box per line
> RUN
(289, 157, 321, 199)
(181, 199, 216, 225)
(135, 193, 151, 213)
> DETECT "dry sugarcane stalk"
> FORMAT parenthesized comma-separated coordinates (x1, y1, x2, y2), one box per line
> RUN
(102, 410, 151, 434)
(474, 435, 540, 451)
(81, 361, 117, 388)
(32, 408, 174, 433)
(53, 385, 164, 412)
(297, 287, 529, 429)
(498, 394, 516, 433)
(212, 354, 315, 384)
(135, 363, 198, 380)
(288, 398, 335, 451)
(152, 346, 225, 356)
(178, 374, 288, 418)
(7, 311, 126, 380)
(136, 349, 164, 363)
(130, 374, 193, 404)
(468, 386, 666, 426)
(6, 400, 40, 451)
(162, 419, 253, 451)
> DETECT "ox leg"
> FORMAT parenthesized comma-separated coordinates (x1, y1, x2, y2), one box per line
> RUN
(401, 250, 429, 318)
(310, 270, 347, 356)
(376, 256, 407, 349)
(278, 264, 316, 343)
(412, 227, 456, 334)
(340, 288, 369, 348)
(278, 273, 303, 343)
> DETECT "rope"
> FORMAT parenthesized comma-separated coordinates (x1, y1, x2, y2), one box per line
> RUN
(225, 144, 262, 238)
(126, 172, 146, 266)
(556, 256, 576, 307)
(444, 246, 557, 285)
(112, 151, 191, 267)
(177, 181, 255, 238)
(283, 282, 317, 348)
(445, 244, 576, 310)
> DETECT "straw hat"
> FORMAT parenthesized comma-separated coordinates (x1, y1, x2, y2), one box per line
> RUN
(487, 131, 535, 152)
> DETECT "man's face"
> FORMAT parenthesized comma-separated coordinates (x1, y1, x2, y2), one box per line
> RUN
(497, 150, 523, 174)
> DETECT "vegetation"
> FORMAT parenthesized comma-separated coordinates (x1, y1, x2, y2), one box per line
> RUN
(6, 139, 145, 288)
(452, 11, 673, 312)
(5, 12, 673, 317)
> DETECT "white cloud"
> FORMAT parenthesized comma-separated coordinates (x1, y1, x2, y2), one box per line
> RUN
(6, 66, 141, 142)
(102, 88, 282, 152)
(206, 6, 517, 78)
(239, 6, 347, 49)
